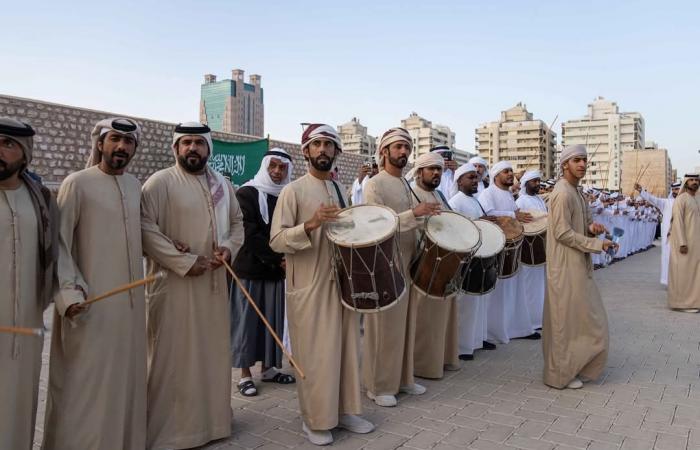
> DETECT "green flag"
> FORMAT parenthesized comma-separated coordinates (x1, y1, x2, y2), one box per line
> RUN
(208, 138, 269, 186)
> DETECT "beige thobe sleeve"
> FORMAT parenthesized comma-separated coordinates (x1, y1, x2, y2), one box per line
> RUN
(141, 179, 198, 277)
(269, 186, 312, 254)
(218, 183, 245, 261)
(671, 196, 687, 248)
(550, 190, 604, 254)
(54, 177, 88, 316)
(364, 177, 419, 231)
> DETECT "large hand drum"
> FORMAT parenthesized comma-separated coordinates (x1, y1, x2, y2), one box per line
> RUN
(411, 211, 481, 297)
(326, 205, 405, 313)
(521, 210, 547, 266)
(494, 216, 524, 278)
(461, 219, 506, 295)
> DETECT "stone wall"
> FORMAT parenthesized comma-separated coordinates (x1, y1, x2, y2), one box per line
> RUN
(0, 94, 367, 190)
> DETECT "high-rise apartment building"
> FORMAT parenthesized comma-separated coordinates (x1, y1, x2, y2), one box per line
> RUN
(200, 69, 264, 137)
(337, 117, 376, 158)
(475, 103, 557, 178)
(561, 97, 644, 190)
(400, 112, 456, 163)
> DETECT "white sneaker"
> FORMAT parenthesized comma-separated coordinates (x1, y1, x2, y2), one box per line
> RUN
(366, 391, 397, 407)
(683, 308, 700, 313)
(338, 415, 374, 434)
(399, 383, 426, 395)
(566, 378, 583, 389)
(302, 422, 333, 446)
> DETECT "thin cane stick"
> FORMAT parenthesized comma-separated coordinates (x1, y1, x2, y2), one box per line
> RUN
(0, 326, 44, 337)
(83, 271, 166, 306)
(220, 258, 306, 380)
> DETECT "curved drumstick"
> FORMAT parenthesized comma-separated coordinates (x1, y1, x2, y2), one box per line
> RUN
(83, 271, 166, 306)
(219, 257, 306, 380)
(0, 326, 44, 337)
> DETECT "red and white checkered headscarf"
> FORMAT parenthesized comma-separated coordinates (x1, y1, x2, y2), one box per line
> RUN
(301, 123, 342, 152)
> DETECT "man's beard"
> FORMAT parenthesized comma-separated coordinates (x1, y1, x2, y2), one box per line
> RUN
(104, 151, 131, 170)
(463, 185, 477, 196)
(526, 186, 540, 196)
(388, 154, 407, 168)
(0, 159, 24, 181)
(309, 154, 334, 172)
(672, 192, 678, 198)
(423, 176, 440, 190)
(178, 152, 209, 173)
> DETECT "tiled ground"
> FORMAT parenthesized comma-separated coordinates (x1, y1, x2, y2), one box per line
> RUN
(34, 245, 700, 449)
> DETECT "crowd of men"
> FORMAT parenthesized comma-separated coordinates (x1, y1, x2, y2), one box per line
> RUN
(1, 116, 698, 449)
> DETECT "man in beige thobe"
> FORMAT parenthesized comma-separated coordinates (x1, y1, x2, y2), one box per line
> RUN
(270, 124, 374, 446)
(0, 118, 57, 450)
(43, 118, 147, 450)
(141, 122, 244, 450)
(410, 152, 461, 379)
(362, 127, 440, 407)
(667, 174, 700, 312)
(542, 144, 616, 390)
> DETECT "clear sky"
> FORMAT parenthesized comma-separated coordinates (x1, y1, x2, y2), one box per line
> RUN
(3, 0, 698, 176)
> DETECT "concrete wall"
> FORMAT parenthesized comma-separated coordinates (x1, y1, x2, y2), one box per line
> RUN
(0, 94, 367, 190)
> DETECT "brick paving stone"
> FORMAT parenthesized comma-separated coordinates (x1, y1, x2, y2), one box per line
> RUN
(586, 442, 621, 450)
(468, 439, 519, 450)
(514, 420, 549, 439)
(541, 431, 590, 448)
(505, 435, 556, 449)
(441, 427, 479, 446)
(28, 245, 700, 450)
(620, 437, 655, 450)
(652, 432, 688, 450)
(401, 430, 444, 449)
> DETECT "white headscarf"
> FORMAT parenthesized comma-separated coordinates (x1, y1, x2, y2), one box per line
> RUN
(451, 163, 477, 194)
(407, 152, 444, 180)
(489, 160, 512, 180)
(242, 148, 294, 224)
(469, 156, 488, 168)
(520, 170, 541, 185)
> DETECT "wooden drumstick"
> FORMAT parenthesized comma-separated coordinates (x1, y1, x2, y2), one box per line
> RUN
(83, 271, 166, 306)
(219, 258, 306, 380)
(0, 326, 44, 337)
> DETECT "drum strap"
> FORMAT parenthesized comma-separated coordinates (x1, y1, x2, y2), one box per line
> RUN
(402, 178, 422, 205)
(329, 180, 347, 208)
(434, 190, 453, 211)
(472, 196, 488, 217)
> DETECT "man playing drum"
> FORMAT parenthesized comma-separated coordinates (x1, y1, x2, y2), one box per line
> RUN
(410, 152, 462, 379)
(516, 170, 547, 331)
(449, 163, 497, 360)
(362, 127, 441, 407)
(270, 124, 374, 445)
(478, 161, 539, 344)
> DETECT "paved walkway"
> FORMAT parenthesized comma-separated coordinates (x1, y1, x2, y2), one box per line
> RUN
(34, 245, 700, 449)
